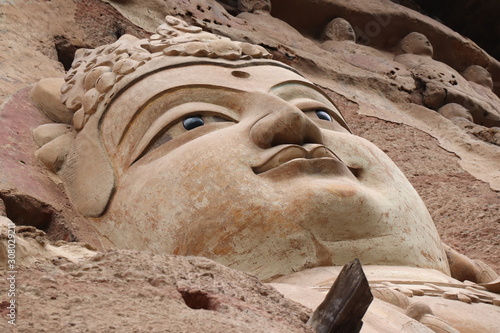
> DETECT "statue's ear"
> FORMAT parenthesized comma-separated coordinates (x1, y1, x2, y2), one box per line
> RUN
(32, 78, 75, 174)
(31, 78, 115, 217)
(59, 128, 115, 217)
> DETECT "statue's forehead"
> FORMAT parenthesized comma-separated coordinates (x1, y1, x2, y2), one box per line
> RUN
(114, 64, 310, 97)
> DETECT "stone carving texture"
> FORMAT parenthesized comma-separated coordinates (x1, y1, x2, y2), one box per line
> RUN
(237, 0, 272, 13)
(59, 16, 271, 131)
(396, 32, 434, 57)
(321, 18, 356, 42)
(395, 32, 500, 128)
(462, 65, 494, 90)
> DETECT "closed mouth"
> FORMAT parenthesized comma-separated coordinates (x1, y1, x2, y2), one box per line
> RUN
(253, 144, 345, 175)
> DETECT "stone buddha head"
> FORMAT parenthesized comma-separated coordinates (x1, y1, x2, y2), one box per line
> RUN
(397, 32, 434, 57)
(237, 0, 272, 14)
(462, 65, 494, 90)
(33, 16, 449, 280)
(321, 18, 356, 42)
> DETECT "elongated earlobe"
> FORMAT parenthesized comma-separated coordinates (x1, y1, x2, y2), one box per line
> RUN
(59, 129, 115, 217)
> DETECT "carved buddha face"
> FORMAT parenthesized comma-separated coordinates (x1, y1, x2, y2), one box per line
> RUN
(322, 18, 356, 42)
(32, 17, 448, 279)
(238, 0, 272, 13)
(81, 61, 449, 279)
(399, 32, 433, 57)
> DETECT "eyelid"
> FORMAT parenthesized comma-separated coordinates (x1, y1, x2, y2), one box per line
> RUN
(128, 102, 238, 166)
(292, 99, 335, 118)
(291, 98, 351, 132)
(292, 98, 337, 113)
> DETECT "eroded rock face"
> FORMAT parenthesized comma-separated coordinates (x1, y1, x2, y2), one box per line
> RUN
(438, 103, 473, 122)
(1, 0, 498, 270)
(396, 0, 500, 61)
(394, 32, 500, 128)
(272, 264, 500, 333)
(0, 219, 312, 333)
(2, 0, 496, 270)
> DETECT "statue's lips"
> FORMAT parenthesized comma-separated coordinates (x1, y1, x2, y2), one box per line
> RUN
(253, 144, 356, 179)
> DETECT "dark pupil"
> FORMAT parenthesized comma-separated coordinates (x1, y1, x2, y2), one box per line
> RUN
(316, 110, 332, 121)
(183, 116, 205, 130)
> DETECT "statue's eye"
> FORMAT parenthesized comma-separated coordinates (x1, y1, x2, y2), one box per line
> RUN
(316, 110, 332, 121)
(130, 105, 237, 166)
(183, 116, 205, 130)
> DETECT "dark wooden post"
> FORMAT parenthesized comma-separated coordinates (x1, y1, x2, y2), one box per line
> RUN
(308, 259, 373, 333)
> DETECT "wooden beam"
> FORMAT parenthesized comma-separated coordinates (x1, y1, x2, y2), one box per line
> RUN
(308, 259, 373, 333)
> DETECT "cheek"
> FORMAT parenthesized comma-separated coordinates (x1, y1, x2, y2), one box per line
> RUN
(321, 131, 405, 188)
(105, 134, 255, 235)
(321, 131, 428, 222)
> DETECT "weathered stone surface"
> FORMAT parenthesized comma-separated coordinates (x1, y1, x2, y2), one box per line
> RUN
(438, 103, 473, 122)
(398, 0, 500, 61)
(1, 0, 498, 279)
(268, 0, 500, 95)
(273, 265, 500, 333)
(463, 65, 494, 90)
(35, 132, 74, 173)
(0, 87, 105, 246)
(321, 17, 356, 42)
(0, 198, 5, 216)
(0, 221, 313, 333)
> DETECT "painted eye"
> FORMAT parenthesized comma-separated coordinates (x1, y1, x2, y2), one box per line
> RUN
(183, 116, 204, 130)
(316, 110, 332, 121)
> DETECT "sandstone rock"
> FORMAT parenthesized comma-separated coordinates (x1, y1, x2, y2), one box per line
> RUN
(238, 0, 271, 13)
(371, 288, 410, 309)
(438, 103, 473, 122)
(419, 314, 459, 333)
(1, 0, 498, 273)
(444, 241, 499, 284)
(0, 198, 5, 216)
(0, 231, 313, 333)
(406, 302, 433, 321)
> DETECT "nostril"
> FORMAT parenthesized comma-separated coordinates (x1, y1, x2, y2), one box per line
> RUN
(348, 166, 363, 178)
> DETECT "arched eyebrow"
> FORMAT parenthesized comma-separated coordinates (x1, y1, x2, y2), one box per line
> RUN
(269, 81, 351, 132)
(116, 85, 243, 146)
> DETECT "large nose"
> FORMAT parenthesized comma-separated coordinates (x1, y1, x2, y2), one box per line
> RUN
(250, 98, 323, 149)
